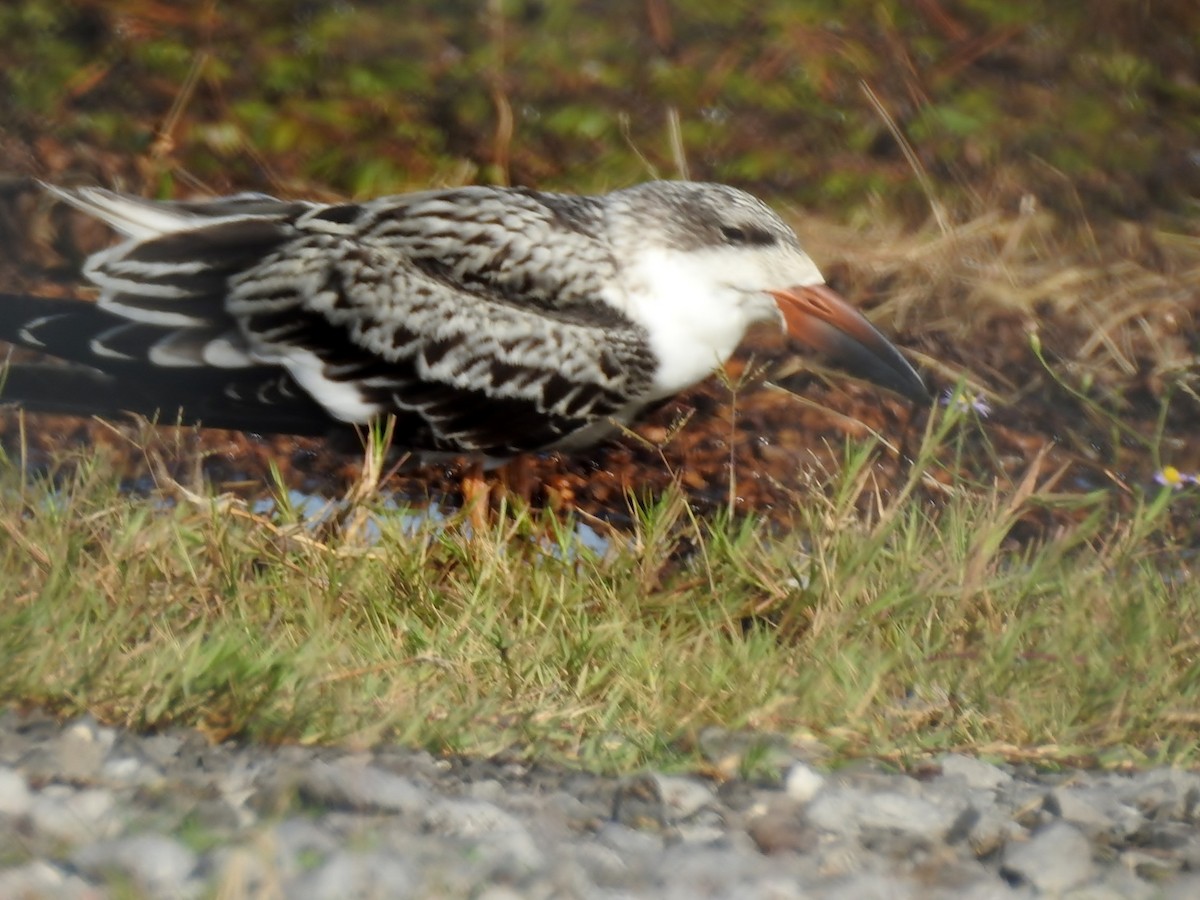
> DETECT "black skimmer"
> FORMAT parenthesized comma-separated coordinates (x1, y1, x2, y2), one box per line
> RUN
(1, 182, 926, 464)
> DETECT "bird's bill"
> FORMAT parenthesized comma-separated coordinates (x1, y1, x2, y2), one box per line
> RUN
(769, 284, 928, 402)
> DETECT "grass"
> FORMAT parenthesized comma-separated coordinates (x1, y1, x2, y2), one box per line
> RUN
(3, 395, 1200, 775)
(3, 0, 1200, 773)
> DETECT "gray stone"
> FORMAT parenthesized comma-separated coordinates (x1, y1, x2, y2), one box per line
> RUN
(423, 796, 524, 837)
(940, 755, 1013, 791)
(272, 815, 340, 874)
(569, 840, 635, 885)
(28, 785, 119, 845)
(1168, 828, 1200, 869)
(952, 882, 1030, 900)
(1121, 769, 1200, 820)
(1119, 847, 1183, 880)
(474, 887, 527, 900)
(72, 833, 198, 897)
(857, 791, 963, 842)
(298, 757, 427, 815)
(810, 835, 868, 878)
(655, 843, 809, 900)
(961, 805, 1026, 857)
(1045, 786, 1143, 839)
(13, 710, 1200, 898)
(542, 788, 598, 826)
(423, 797, 544, 870)
(139, 733, 185, 767)
(613, 773, 667, 831)
(652, 773, 716, 821)
(596, 820, 664, 860)
(805, 787, 864, 837)
(1161, 875, 1200, 900)
(467, 776, 506, 803)
(207, 844, 276, 899)
(785, 762, 827, 803)
(807, 786, 962, 847)
(186, 796, 246, 833)
(747, 807, 817, 855)
(0, 765, 33, 816)
(1001, 822, 1095, 894)
(1062, 871, 1157, 900)
(53, 716, 116, 782)
(818, 871, 918, 900)
(100, 753, 165, 788)
(291, 850, 415, 900)
(0, 860, 98, 900)
(673, 811, 729, 845)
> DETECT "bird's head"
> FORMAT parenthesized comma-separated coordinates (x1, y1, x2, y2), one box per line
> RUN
(610, 181, 928, 404)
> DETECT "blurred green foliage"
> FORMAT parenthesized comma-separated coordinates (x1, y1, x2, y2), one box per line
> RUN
(1, 0, 1197, 221)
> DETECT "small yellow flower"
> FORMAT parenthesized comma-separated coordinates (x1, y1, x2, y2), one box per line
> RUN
(1154, 466, 1193, 490)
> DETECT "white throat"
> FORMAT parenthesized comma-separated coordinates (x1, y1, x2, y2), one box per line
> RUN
(611, 247, 759, 399)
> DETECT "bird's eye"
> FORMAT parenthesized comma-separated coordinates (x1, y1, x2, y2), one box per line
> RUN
(720, 224, 775, 246)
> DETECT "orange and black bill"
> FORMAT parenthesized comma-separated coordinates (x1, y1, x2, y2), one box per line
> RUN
(769, 284, 927, 403)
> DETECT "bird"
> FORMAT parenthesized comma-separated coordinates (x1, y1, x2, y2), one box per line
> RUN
(0, 180, 926, 469)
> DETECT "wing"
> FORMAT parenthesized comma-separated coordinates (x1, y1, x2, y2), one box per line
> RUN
(25, 186, 658, 455)
(229, 190, 657, 453)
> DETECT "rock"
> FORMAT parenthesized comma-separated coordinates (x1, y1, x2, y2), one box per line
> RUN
(6, 709, 1200, 896)
(569, 840, 634, 885)
(467, 777, 506, 803)
(715, 777, 760, 812)
(292, 850, 415, 900)
(746, 807, 816, 855)
(52, 716, 116, 782)
(1161, 875, 1200, 899)
(785, 762, 826, 803)
(595, 820, 664, 860)
(72, 833, 198, 897)
(807, 786, 963, 849)
(0, 860, 98, 899)
(1121, 770, 1200, 821)
(296, 757, 427, 815)
(474, 887, 527, 900)
(1119, 847, 1183, 880)
(939, 755, 1013, 791)
(27, 786, 119, 845)
(1045, 785, 1143, 839)
(655, 843, 810, 900)
(423, 798, 544, 870)
(612, 773, 666, 831)
(814, 871, 918, 899)
(652, 773, 716, 821)
(960, 805, 1026, 857)
(423, 796, 524, 837)
(139, 733, 185, 767)
(540, 788, 598, 827)
(0, 765, 33, 816)
(271, 816, 340, 875)
(100, 754, 150, 784)
(1001, 821, 1095, 893)
(810, 834, 867, 878)
(207, 844, 275, 899)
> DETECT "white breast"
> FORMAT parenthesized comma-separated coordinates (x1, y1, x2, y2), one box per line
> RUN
(613, 247, 755, 400)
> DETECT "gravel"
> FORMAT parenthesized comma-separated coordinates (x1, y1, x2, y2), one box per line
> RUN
(1, 709, 1198, 898)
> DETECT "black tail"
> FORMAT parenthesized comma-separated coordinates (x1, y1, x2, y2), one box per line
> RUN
(0, 291, 336, 436)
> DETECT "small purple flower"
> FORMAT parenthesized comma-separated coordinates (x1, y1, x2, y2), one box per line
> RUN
(941, 389, 991, 417)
